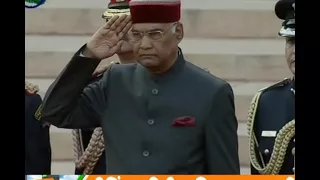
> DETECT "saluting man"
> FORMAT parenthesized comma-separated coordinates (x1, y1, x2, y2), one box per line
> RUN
(25, 81, 51, 175)
(39, 0, 240, 174)
(247, 0, 295, 175)
(72, 0, 136, 174)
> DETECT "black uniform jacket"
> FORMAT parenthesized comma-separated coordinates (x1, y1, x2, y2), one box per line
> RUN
(250, 79, 295, 174)
(40, 46, 240, 174)
(25, 93, 51, 175)
(75, 75, 107, 174)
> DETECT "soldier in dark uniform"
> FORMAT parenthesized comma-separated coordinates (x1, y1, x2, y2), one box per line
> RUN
(38, 0, 240, 174)
(25, 81, 51, 174)
(247, 0, 295, 175)
(72, 0, 136, 174)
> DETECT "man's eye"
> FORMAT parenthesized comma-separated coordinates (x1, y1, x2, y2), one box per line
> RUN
(148, 32, 162, 39)
(131, 32, 141, 37)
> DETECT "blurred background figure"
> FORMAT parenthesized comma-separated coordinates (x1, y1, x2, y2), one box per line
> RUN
(25, 81, 51, 175)
(247, 0, 295, 175)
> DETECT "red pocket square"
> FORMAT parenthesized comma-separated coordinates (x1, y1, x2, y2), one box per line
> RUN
(172, 116, 196, 127)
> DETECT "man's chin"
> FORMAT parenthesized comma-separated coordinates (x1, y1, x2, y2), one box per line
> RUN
(138, 58, 158, 68)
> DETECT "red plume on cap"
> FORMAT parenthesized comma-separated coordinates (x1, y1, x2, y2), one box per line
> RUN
(129, 0, 181, 23)
(110, 0, 131, 3)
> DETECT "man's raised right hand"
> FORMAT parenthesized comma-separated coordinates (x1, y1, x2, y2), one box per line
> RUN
(83, 15, 132, 60)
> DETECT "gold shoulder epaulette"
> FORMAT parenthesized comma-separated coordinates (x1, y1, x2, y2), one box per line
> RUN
(258, 78, 291, 92)
(25, 81, 39, 95)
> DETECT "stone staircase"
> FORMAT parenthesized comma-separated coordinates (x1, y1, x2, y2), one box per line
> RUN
(25, 0, 288, 174)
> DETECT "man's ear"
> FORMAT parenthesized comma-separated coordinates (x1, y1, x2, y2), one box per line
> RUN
(175, 22, 184, 43)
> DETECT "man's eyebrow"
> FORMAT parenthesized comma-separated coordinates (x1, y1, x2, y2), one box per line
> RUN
(149, 28, 164, 31)
(131, 28, 164, 32)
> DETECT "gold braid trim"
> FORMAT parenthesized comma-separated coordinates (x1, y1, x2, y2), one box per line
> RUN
(25, 81, 44, 121)
(72, 129, 84, 165)
(25, 81, 39, 94)
(247, 79, 295, 174)
(102, 8, 130, 20)
(84, 128, 105, 174)
(73, 128, 105, 174)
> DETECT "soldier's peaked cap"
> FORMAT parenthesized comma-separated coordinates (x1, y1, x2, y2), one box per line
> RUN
(129, 0, 181, 23)
(102, 0, 131, 20)
(275, 0, 295, 37)
(275, 0, 295, 20)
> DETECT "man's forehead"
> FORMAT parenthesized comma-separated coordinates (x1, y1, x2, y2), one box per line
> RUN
(132, 23, 170, 31)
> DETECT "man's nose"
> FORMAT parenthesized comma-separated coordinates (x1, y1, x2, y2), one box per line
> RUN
(139, 35, 152, 49)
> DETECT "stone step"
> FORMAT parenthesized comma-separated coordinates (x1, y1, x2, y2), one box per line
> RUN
(25, 36, 284, 55)
(25, 36, 291, 82)
(51, 160, 251, 174)
(26, 78, 273, 123)
(49, 122, 250, 166)
(26, 52, 289, 82)
(26, 8, 281, 39)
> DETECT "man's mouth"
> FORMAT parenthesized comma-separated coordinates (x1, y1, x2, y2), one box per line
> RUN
(140, 55, 156, 58)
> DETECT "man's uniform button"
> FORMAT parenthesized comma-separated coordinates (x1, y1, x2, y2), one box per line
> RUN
(148, 119, 154, 125)
(151, 88, 158, 95)
(264, 149, 270, 154)
(142, 150, 150, 157)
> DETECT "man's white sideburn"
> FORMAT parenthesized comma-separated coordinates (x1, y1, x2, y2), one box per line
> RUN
(170, 22, 178, 34)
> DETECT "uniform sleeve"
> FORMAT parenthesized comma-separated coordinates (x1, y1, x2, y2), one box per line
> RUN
(205, 83, 240, 174)
(40, 46, 110, 129)
(25, 94, 51, 175)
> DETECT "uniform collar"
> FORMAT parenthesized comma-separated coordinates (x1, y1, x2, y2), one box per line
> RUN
(291, 77, 295, 90)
